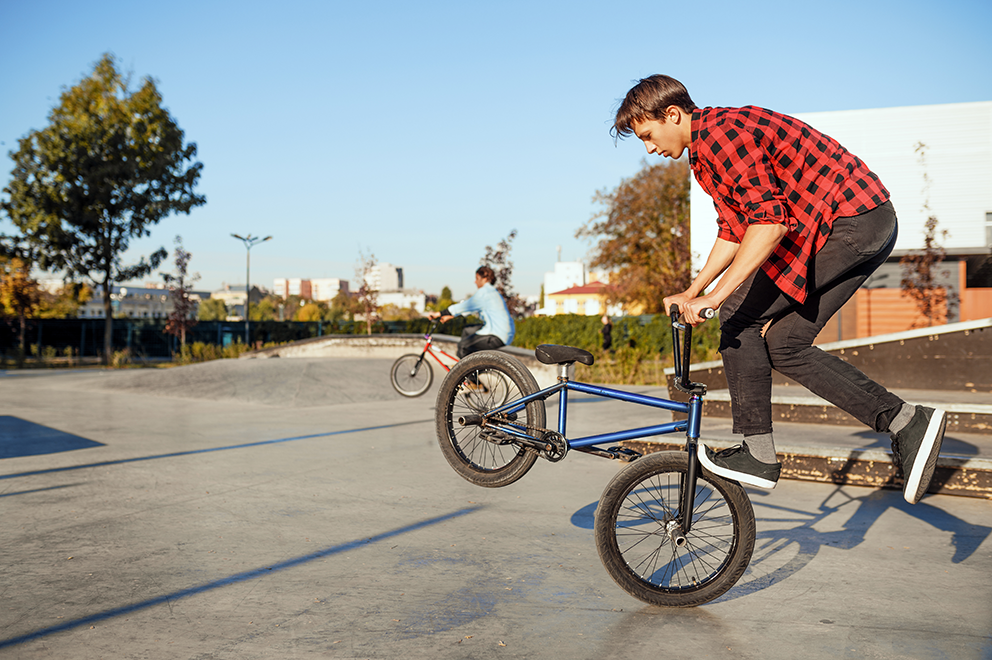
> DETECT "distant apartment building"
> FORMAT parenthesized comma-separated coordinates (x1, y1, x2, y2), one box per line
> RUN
(310, 278, 349, 301)
(272, 278, 312, 300)
(364, 263, 403, 291)
(271, 277, 350, 302)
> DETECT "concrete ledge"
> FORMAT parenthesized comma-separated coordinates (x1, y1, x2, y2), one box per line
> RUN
(700, 389, 992, 434)
(621, 439, 992, 500)
(240, 333, 565, 389)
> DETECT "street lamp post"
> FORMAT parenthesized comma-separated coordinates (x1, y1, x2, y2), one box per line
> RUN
(231, 233, 272, 346)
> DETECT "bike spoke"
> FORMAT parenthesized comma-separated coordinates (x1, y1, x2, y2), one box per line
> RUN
(613, 472, 737, 592)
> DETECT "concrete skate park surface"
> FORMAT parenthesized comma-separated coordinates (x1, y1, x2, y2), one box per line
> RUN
(1, 357, 991, 659)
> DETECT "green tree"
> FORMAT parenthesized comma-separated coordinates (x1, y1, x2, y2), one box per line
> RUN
(297, 302, 326, 322)
(577, 159, 692, 314)
(1, 54, 205, 363)
(328, 290, 356, 322)
(197, 297, 227, 321)
(426, 285, 454, 313)
(251, 295, 279, 321)
(37, 281, 91, 319)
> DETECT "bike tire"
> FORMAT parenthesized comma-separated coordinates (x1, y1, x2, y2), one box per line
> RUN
(434, 351, 544, 488)
(594, 451, 755, 607)
(390, 354, 434, 397)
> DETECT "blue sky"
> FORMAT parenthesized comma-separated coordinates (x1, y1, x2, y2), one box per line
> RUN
(2, 0, 991, 299)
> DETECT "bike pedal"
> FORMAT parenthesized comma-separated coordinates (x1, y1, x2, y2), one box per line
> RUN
(608, 446, 642, 462)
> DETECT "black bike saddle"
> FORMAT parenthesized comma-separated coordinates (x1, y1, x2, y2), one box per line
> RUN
(535, 344, 595, 366)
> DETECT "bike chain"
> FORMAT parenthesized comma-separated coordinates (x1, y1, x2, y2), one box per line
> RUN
(487, 412, 568, 462)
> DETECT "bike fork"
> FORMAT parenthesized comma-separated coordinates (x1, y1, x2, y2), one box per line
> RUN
(679, 394, 705, 536)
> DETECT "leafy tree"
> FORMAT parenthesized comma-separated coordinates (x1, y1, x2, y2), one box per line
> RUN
(297, 302, 326, 322)
(162, 236, 199, 349)
(380, 303, 421, 321)
(250, 295, 279, 321)
(328, 290, 357, 322)
(481, 230, 528, 316)
(197, 297, 227, 321)
(900, 142, 954, 328)
(577, 159, 692, 314)
(355, 250, 380, 335)
(1, 54, 205, 363)
(426, 285, 454, 313)
(0, 257, 41, 355)
(37, 281, 91, 319)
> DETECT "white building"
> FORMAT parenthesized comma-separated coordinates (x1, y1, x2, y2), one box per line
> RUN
(210, 284, 266, 308)
(543, 261, 586, 301)
(689, 100, 992, 270)
(272, 278, 311, 299)
(310, 278, 349, 301)
(378, 290, 427, 314)
(77, 285, 210, 319)
(365, 263, 403, 291)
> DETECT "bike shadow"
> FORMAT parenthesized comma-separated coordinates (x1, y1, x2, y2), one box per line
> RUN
(717, 484, 990, 603)
(570, 483, 990, 604)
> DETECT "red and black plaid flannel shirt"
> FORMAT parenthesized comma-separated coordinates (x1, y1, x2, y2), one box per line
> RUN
(689, 106, 889, 302)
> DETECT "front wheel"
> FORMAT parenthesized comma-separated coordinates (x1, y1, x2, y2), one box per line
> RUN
(594, 451, 755, 607)
(390, 353, 434, 397)
(435, 351, 545, 488)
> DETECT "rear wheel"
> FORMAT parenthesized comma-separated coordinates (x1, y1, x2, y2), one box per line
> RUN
(434, 351, 544, 487)
(594, 451, 755, 607)
(390, 353, 434, 397)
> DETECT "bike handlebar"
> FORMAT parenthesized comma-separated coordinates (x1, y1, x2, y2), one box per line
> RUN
(668, 304, 715, 322)
(668, 304, 713, 395)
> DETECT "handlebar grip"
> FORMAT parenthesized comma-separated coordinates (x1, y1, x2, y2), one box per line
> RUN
(669, 304, 716, 321)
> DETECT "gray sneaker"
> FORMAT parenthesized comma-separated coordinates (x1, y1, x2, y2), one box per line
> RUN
(890, 406, 947, 504)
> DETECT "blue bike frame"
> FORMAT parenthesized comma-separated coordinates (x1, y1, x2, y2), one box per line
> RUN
(481, 380, 702, 450)
(476, 309, 708, 534)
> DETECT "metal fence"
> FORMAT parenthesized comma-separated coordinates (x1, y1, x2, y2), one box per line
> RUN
(0, 317, 467, 360)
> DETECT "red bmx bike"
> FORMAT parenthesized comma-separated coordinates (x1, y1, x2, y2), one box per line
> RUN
(389, 322, 459, 397)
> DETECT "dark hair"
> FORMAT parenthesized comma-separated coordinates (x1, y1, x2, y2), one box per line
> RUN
(612, 74, 698, 140)
(476, 266, 496, 285)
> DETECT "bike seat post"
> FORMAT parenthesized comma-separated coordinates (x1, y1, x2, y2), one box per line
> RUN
(557, 362, 571, 436)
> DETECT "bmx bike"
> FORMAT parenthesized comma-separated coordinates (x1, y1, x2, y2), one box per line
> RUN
(433, 306, 756, 607)
(390, 321, 459, 397)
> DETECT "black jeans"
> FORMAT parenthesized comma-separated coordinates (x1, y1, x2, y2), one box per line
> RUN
(719, 202, 905, 436)
(457, 325, 505, 358)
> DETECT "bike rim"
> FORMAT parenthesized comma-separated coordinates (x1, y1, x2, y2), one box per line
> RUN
(446, 367, 529, 471)
(613, 470, 737, 593)
(395, 357, 429, 392)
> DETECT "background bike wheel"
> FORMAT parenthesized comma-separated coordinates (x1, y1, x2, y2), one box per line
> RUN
(390, 354, 434, 397)
(434, 351, 544, 488)
(594, 451, 755, 607)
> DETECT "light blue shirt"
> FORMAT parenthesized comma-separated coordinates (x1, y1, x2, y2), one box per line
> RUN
(448, 282, 515, 345)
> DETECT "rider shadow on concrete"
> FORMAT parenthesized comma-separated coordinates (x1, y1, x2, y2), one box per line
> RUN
(570, 484, 990, 605)
(722, 485, 990, 602)
(0, 416, 105, 459)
